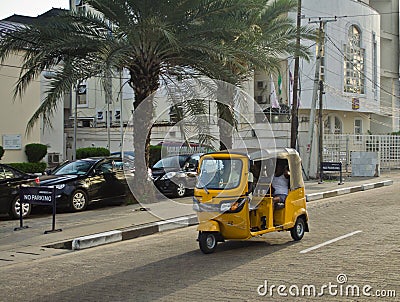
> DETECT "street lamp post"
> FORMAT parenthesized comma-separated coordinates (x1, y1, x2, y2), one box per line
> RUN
(73, 83, 79, 160)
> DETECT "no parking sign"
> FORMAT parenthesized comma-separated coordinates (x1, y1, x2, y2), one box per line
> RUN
(16, 186, 61, 233)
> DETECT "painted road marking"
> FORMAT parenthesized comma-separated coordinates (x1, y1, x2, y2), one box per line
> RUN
(300, 230, 362, 254)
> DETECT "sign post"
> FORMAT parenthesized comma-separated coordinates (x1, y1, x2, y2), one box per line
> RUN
(17, 186, 62, 234)
(321, 162, 344, 185)
(14, 185, 29, 231)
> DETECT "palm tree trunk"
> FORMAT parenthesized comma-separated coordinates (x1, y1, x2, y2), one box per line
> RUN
(217, 83, 235, 150)
(129, 63, 160, 202)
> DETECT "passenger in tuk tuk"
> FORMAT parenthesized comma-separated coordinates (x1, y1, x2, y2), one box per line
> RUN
(272, 159, 290, 209)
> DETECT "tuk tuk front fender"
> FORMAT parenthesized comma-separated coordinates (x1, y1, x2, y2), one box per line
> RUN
(197, 220, 220, 233)
(292, 209, 309, 232)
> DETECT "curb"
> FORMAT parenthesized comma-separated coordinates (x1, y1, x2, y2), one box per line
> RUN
(48, 179, 393, 251)
(306, 180, 393, 202)
(70, 215, 198, 250)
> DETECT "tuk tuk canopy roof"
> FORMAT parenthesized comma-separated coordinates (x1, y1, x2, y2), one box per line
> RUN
(208, 148, 304, 190)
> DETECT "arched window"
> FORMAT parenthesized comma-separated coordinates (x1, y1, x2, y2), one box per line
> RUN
(344, 25, 365, 94)
(324, 116, 342, 134)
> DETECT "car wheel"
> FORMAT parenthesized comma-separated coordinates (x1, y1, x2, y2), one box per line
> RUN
(199, 232, 218, 254)
(290, 217, 305, 241)
(9, 196, 31, 219)
(175, 182, 186, 198)
(70, 190, 88, 212)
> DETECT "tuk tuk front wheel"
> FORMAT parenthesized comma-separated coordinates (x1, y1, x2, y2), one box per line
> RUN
(199, 232, 217, 254)
(291, 217, 305, 241)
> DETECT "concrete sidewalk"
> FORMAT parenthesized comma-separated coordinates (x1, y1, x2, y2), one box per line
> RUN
(0, 170, 398, 263)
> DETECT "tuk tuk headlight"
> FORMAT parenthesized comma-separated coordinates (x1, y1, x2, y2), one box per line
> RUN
(220, 202, 233, 212)
(220, 198, 247, 213)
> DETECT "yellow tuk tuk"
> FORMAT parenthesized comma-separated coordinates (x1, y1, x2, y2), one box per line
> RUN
(193, 148, 309, 253)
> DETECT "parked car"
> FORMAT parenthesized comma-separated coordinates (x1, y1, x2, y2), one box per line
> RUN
(152, 153, 202, 197)
(0, 164, 36, 219)
(110, 151, 135, 160)
(36, 157, 128, 212)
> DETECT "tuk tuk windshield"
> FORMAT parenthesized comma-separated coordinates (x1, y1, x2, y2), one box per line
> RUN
(197, 158, 243, 190)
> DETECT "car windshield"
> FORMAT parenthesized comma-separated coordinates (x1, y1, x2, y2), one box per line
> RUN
(197, 158, 243, 190)
(153, 155, 187, 169)
(52, 160, 94, 175)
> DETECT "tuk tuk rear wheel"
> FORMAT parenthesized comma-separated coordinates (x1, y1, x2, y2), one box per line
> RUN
(291, 217, 305, 241)
(199, 232, 217, 254)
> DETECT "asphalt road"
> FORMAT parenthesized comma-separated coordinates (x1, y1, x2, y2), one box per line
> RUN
(1, 185, 399, 302)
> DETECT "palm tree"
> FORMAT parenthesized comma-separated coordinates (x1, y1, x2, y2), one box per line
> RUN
(0, 0, 312, 198)
(213, 0, 315, 150)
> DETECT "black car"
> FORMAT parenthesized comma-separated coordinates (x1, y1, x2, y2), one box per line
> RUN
(0, 164, 35, 219)
(151, 153, 202, 197)
(37, 157, 128, 212)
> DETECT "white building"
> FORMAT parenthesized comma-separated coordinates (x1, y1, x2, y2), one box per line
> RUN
(0, 11, 65, 165)
(1, 1, 398, 172)
(253, 0, 399, 176)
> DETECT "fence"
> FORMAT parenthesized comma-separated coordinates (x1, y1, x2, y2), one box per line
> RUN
(323, 134, 400, 171)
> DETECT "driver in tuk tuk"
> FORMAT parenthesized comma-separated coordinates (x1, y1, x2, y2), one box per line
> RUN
(225, 160, 241, 188)
(271, 159, 290, 209)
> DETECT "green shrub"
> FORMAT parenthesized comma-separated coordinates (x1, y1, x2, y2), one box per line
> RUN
(0, 146, 4, 160)
(76, 147, 110, 159)
(8, 162, 47, 173)
(25, 143, 47, 163)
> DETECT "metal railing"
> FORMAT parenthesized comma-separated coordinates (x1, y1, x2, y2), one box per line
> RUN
(323, 134, 400, 171)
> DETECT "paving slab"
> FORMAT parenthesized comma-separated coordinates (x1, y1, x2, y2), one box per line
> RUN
(0, 170, 398, 264)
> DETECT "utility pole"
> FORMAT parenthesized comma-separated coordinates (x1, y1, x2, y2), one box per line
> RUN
(305, 17, 336, 179)
(318, 80, 324, 183)
(305, 20, 323, 179)
(73, 83, 78, 160)
(119, 69, 123, 155)
(290, 0, 301, 149)
(105, 70, 112, 152)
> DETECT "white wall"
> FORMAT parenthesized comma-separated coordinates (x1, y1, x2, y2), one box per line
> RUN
(298, 0, 380, 114)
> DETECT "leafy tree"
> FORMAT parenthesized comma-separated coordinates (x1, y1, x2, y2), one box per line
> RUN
(0, 0, 312, 197)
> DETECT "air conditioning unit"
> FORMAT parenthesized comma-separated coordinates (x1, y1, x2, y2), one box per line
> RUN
(48, 153, 61, 165)
(115, 110, 121, 120)
(75, 0, 87, 13)
(97, 111, 104, 121)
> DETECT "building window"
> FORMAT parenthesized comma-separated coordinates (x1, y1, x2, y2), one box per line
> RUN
(77, 82, 87, 107)
(343, 25, 365, 94)
(324, 116, 342, 134)
(354, 119, 362, 141)
(257, 81, 264, 89)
